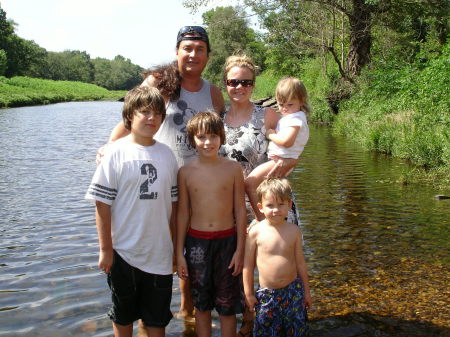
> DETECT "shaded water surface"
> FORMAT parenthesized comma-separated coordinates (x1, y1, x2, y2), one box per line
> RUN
(0, 102, 448, 336)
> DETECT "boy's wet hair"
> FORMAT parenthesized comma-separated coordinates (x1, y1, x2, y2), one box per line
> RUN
(186, 111, 226, 148)
(122, 86, 166, 130)
(256, 178, 292, 203)
(275, 77, 312, 114)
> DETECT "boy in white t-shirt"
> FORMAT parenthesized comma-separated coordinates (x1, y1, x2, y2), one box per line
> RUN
(245, 77, 310, 220)
(85, 86, 178, 337)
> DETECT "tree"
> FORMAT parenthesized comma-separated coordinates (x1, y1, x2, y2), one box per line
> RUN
(4, 35, 47, 77)
(92, 55, 142, 90)
(0, 8, 47, 78)
(187, 0, 448, 79)
(245, 0, 377, 80)
(43, 50, 94, 82)
(0, 8, 14, 51)
(0, 49, 6, 75)
(201, 6, 267, 85)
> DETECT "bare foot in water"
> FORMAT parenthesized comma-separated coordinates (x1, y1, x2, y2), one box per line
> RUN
(175, 308, 195, 322)
(237, 308, 254, 337)
(237, 319, 253, 337)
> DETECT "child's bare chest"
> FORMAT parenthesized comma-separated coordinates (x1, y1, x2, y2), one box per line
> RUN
(187, 167, 234, 196)
(258, 231, 295, 256)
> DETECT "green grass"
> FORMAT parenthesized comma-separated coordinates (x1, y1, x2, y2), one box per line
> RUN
(0, 76, 126, 108)
(333, 44, 450, 186)
(253, 71, 282, 99)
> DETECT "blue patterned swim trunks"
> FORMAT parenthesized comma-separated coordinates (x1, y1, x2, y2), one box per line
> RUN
(254, 278, 308, 337)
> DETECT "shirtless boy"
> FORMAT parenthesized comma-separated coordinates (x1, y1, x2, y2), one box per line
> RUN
(176, 111, 246, 337)
(243, 178, 312, 337)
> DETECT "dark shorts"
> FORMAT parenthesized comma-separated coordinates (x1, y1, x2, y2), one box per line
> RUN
(185, 228, 244, 316)
(107, 250, 173, 327)
(254, 278, 308, 337)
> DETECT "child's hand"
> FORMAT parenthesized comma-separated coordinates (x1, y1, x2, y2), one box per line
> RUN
(228, 249, 244, 276)
(266, 128, 276, 138)
(98, 249, 113, 274)
(245, 295, 257, 312)
(176, 256, 189, 280)
(304, 291, 312, 310)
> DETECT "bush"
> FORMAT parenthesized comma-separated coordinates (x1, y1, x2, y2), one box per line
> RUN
(334, 43, 450, 175)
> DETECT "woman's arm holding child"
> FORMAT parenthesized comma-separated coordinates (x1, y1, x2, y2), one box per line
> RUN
(265, 125, 301, 178)
(229, 163, 247, 276)
(263, 107, 279, 131)
(176, 168, 190, 280)
(243, 227, 258, 312)
(95, 201, 113, 274)
(295, 228, 312, 309)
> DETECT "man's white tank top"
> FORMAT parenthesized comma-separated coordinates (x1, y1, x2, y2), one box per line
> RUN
(154, 79, 213, 168)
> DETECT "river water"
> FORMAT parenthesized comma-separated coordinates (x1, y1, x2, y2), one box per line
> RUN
(0, 102, 448, 337)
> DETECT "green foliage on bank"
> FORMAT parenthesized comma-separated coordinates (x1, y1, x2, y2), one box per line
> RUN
(0, 76, 126, 108)
(251, 43, 449, 185)
(253, 55, 340, 124)
(333, 44, 450, 184)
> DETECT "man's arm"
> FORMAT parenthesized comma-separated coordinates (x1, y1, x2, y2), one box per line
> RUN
(243, 227, 258, 312)
(95, 201, 113, 274)
(176, 168, 190, 280)
(210, 84, 225, 114)
(108, 121, 130, 142)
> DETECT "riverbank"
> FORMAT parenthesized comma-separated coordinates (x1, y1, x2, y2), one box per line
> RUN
(0, 76, 125, 108)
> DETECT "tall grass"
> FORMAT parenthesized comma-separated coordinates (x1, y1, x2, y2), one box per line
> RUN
(334, 44, 450, 184)
(0, 76, 125, 108)
(253, 71, 281, 99)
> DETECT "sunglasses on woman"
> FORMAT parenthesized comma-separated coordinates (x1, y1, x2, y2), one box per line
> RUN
(226, 79, 254, 88)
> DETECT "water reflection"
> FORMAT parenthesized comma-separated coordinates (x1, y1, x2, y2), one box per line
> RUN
(0, 103, 448, 336)
(293, 125, 449, 336)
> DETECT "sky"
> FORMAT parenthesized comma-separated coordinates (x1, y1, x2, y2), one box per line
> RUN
(1, 0, 238, 69)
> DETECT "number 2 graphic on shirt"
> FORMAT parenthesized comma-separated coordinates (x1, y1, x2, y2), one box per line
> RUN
(140, 163, 158, 200)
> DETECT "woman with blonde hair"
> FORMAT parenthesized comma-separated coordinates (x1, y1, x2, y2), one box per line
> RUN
(220, 55, 300, 337)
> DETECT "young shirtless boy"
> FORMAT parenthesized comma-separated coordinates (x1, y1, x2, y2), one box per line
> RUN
(176, 111, 246, 337)
(243, 178, 312, 337)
